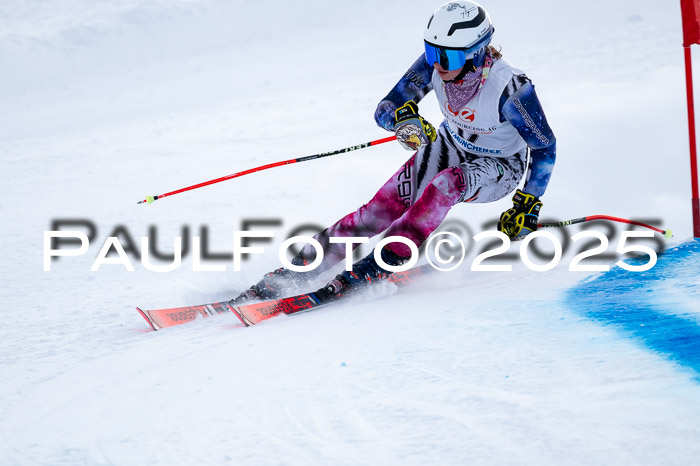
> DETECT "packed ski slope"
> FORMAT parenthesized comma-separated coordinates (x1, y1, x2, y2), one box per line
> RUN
(2, 1, 700, 464)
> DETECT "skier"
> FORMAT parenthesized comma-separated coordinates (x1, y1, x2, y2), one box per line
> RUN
(232, 0, 556, 303)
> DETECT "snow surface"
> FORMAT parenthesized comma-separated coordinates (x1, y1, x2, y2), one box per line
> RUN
(2, 0, 700, 464)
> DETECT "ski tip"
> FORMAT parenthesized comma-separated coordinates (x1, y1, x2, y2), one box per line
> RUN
(226, 303, 253, 327)
(136, 307, 159, 331)
(663, 229, 673, 239)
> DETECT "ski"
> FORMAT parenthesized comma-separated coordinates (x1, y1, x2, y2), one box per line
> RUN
(136, 263, 434, 331)
(233, 288, 339, 326)
(136, 301, 235, 331)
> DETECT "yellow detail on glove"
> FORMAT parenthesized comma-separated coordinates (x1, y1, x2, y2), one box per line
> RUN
(498, 189, 543, 239)
(394, 101, 437, 151)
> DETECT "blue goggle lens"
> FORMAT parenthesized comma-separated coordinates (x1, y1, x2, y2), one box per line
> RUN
(424, 43, 466, 71)
(424, 28, 493, 71)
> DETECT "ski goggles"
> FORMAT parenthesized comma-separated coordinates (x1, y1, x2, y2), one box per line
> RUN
(424, 33, 493, 71)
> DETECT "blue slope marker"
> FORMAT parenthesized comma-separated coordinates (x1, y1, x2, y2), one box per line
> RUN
(566, 240, 700, 380)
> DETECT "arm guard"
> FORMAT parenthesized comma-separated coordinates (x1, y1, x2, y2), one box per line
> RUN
(374, 54, 435, 131)
(499, 78, 556, 198)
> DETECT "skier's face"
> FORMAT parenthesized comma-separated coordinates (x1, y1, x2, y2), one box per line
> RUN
(434, 62, 463, 82)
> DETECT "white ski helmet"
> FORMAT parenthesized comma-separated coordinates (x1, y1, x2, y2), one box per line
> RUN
(424, 1, 494, 70)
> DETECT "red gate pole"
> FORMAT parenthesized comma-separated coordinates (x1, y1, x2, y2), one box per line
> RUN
(683, 44, 700, 238)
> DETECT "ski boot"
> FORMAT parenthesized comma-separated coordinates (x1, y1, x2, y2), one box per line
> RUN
(229, 252, 319, 305)
(322, 247, 408, 297)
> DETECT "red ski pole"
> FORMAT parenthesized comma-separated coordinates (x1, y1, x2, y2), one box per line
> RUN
(138, 135, 397, 205)
(539, 215, 672, 238)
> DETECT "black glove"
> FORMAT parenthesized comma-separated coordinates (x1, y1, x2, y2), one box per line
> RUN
(498, 189, 543, 239)
(393, 101, 437, 151)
